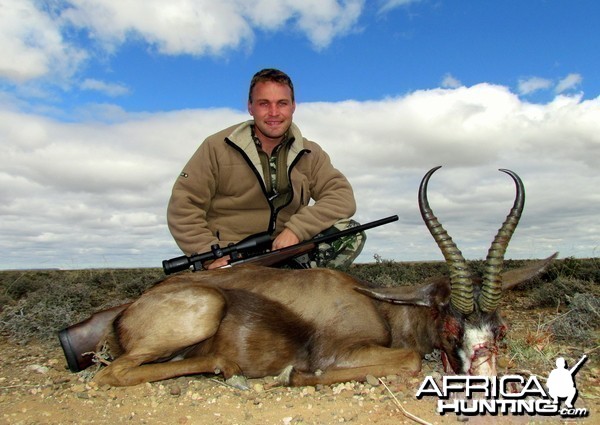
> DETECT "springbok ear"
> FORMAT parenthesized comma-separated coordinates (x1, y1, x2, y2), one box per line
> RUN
(354, 280, 449, 308)
(502, 252, 558, 290)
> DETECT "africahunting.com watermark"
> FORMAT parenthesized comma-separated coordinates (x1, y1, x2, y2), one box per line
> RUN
(416, 355, 589, 418)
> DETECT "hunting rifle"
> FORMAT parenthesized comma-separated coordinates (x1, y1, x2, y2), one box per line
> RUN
(163, 215, 399, 274)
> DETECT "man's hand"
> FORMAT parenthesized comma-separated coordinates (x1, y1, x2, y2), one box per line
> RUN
(206, 255, 231, 269)
(272, 228, 300, 250)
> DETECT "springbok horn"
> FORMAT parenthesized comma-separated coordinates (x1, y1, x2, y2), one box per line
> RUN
(478, 169, 525, 313)
(419, 166, 474, 315)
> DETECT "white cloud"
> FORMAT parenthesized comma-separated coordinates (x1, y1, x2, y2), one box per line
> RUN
(518, 77, 552, 95)
(2, 84, 599, 269)
(60, 0, 365, 55)
(61, 0, 254, 55)
(80, 79, 130, 97)
(0, 0, 86, 83)
(518, 74, 584, 97)
(555, 73, 582, 94)
(379, 0, 422, 14)
(242, 0, 365, 48)
(441, 73, 462, 89)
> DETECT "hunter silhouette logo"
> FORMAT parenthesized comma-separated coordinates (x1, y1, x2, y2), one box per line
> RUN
(416, 354, 590, 418)
(546, 355, 587, 409)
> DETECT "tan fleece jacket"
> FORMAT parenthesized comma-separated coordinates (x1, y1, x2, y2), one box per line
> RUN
(167, 120, 356, 255)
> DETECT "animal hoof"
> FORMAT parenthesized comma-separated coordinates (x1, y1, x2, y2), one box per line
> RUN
(226, 375, 250, 390)
(275, 365, 294, 386)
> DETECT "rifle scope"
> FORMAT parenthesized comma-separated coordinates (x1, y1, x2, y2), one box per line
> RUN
(162, 232, 272, 275)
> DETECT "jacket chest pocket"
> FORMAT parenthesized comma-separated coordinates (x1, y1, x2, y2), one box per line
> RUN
(218, 163, 261, 196)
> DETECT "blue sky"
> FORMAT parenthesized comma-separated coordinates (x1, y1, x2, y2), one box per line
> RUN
(1, 0, 599, 269)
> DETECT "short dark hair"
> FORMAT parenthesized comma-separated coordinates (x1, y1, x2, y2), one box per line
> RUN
(248, 68, 295, 103)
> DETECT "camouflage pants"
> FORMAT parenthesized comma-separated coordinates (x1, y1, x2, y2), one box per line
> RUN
(291, 219, 366, 269)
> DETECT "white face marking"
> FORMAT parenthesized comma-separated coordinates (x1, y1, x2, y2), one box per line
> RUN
(459, 324, 497, 375)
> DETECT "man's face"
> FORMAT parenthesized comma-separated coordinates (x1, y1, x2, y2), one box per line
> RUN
(248, 81, 296, 145)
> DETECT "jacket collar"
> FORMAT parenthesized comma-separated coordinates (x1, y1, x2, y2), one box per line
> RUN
(227, 120, 305, 169)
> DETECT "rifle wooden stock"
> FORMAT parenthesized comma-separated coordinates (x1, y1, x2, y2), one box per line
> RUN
(58, 303, 132, 372)
(228, 243, 316, 268)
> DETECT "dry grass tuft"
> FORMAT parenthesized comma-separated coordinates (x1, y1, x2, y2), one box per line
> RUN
(550, 293, 600, 342)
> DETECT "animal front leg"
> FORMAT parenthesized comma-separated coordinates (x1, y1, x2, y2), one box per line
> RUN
(93, 353, 244, 387)
(284, 346, 422, 387)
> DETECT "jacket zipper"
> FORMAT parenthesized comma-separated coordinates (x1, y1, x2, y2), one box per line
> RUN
(226, 138, 310, 234)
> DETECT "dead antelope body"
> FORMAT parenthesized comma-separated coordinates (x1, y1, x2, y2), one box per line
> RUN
(94, 167, 556, 387)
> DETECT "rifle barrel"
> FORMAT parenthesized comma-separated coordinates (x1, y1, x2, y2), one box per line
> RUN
(309, 215, 398, 246)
